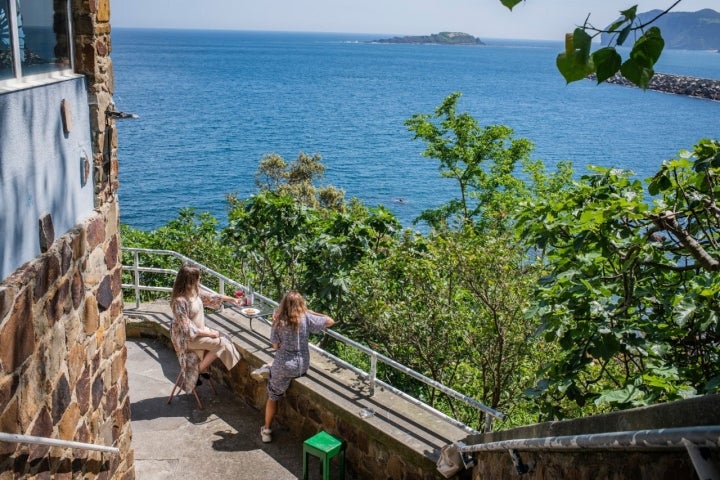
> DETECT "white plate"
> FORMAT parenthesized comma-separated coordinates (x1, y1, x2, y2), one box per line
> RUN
(240, 307, 260, 316)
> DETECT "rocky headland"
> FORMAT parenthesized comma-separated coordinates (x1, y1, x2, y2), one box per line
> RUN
(372, 31, 484, 45)
(596, 72, 720, 101)
(602, 9, 720, 51)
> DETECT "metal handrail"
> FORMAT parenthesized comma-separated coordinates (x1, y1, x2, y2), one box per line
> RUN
(458, 425, 720, 452)
(0, 432, 119, 454)
(121, 247, 504, 432)
(455, 425, 720, 480)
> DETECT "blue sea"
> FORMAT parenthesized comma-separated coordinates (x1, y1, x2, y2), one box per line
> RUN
(111, 29, 720, 231)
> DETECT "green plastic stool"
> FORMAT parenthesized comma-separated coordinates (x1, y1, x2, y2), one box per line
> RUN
(302, 430, 346, 480)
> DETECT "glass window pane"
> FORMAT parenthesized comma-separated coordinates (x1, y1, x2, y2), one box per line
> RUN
(0, 0, 14, 80)
(18, 0, 70, 76)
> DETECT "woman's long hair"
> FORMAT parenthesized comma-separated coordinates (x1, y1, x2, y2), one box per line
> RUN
(172, 264, 201, 301)
(274, 291, 307, 332)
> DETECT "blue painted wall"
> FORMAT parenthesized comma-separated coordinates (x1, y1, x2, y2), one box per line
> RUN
(0, 76, 94, 279)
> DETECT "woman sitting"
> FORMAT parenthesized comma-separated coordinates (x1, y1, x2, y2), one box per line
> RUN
(170, 264, 242, 392)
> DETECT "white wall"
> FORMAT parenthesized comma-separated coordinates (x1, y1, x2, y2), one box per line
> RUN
(0, 77, 94, 279)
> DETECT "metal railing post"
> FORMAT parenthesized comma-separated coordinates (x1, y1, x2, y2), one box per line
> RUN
(369, 352, 377, 396)
(133, 250, 140, 308)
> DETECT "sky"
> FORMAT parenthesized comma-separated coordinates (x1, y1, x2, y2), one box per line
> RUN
(110, 0, 718, 41)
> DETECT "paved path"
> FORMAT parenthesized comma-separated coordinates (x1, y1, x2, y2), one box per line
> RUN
(127, 337, 337, 480)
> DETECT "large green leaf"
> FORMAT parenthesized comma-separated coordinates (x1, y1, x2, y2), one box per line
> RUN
(616, 25, 631, 46)
(556, 29, 594, 84)
(592, 47, 622, 84)
(647, 171, 672, 196)
(620, 58, 654, 89)
(620, 27, 664, 88)
(630, 27, 664, 68)
(619, 5, 638, 20)
(499, 0, 523, 9)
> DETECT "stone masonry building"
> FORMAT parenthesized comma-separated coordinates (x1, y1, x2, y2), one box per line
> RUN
(0, 0, 134, 478)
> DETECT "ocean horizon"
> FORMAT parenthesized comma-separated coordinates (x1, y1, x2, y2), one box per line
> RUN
(111, 28, 720, 230)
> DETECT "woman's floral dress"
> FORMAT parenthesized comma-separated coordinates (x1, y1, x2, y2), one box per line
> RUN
(170, 291, 227, 392)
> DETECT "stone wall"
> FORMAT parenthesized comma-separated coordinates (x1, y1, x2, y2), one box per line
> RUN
(0, 0, 134, 478)
(0, 206, 132, 479)
(72, 0, 118, 205)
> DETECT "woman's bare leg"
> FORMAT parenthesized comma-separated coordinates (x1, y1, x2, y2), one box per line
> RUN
(198, 351, 218, 372)
(264, 398, 277, 429)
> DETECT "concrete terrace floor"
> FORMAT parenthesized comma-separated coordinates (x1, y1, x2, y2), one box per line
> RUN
(127, 337, 351, 480)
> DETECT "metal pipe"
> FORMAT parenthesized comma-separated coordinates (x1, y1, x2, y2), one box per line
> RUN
(457, 425, 720, 453)
(683, 438, 720, 480)
(324, 329, 504, 420)
(0, 432, 119, 454)
(311, 345, 478, 434)
(369, 352, 377, 397)
(133, 250, 140, 308)
(121, 284, 172, 294)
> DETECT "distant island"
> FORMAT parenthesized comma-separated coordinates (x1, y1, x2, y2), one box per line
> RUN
(602, 8, 720, 51)
(372, 32, 485, 46)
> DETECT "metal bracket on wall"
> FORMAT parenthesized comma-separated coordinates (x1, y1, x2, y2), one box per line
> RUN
(508, 448, 531, 475)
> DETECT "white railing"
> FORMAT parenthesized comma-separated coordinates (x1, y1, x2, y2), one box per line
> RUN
(121, 247, 505, 433)
(0, 432, 119, 454)
(456, 425, 720, 479)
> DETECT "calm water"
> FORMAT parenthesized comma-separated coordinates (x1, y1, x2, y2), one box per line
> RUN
(112, 29, 720, 230)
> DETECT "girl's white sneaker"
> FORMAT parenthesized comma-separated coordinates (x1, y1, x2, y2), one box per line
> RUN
(252, 364, 271, 381)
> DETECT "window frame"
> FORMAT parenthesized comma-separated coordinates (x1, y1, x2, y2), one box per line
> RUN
(0, 0, 76, 92)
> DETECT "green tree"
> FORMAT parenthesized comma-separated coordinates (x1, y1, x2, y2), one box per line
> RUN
(225, 192, 317, 298)
(226, 152, 402, 316)
(346, 228, 544, 429)
(405, 92, 534, 231)
(300, 202, 400, 315)
(519, 141, 720, 419)
(252, 151, 346, 211)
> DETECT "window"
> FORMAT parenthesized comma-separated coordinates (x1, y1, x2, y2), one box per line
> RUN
(0, 0, 14, 80)
(0, 0, 72, 84)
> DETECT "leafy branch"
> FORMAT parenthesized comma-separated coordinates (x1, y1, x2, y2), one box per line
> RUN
(499, 1, 686, 88)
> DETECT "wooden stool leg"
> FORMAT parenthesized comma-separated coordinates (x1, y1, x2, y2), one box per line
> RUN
(168, 369, 204, 409)
(208, 376, 217, 395)
(167, 371, 183, 404)
(192, 388, 204, 410)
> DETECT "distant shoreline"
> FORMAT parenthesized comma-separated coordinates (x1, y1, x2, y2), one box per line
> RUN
(371, 31, 485, 46)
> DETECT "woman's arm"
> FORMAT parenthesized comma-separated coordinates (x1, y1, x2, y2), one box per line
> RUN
(199, 290, 242, 310)
(307, 310, 335, 329)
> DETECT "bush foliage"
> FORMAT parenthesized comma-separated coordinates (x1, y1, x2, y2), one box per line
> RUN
(122, 93, 720, 429)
